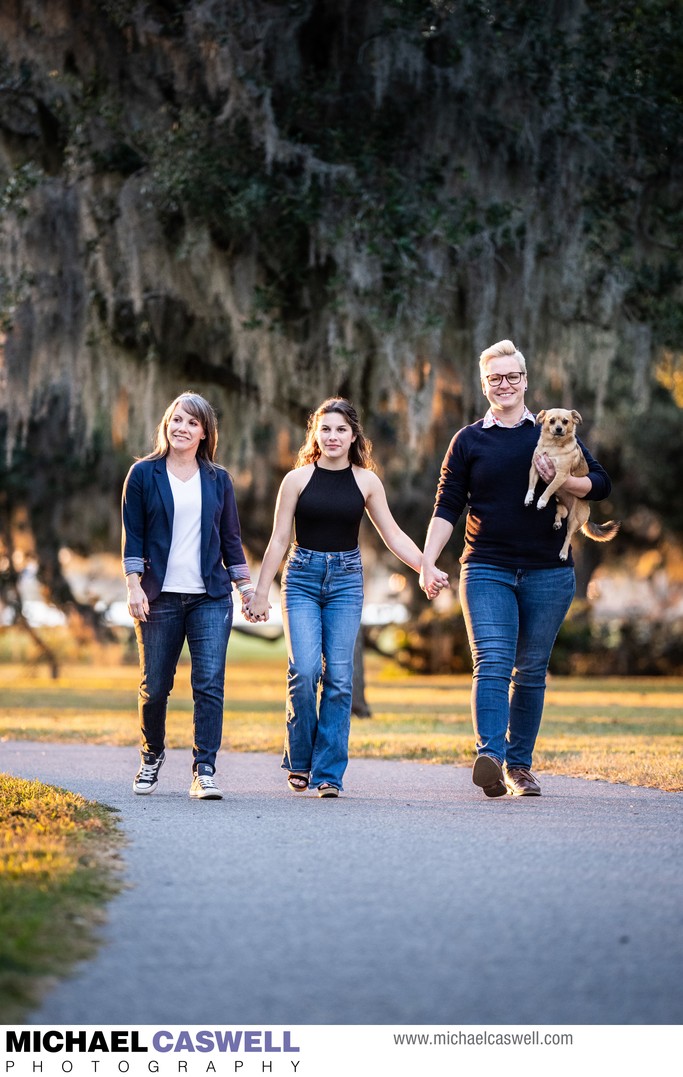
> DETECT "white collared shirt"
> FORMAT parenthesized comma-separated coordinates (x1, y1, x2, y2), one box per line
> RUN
(482, 406, 536, 429)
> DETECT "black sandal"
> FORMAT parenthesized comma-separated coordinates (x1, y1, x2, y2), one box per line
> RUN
(287, 773, 309, 792)
(318, 783, 339, 798)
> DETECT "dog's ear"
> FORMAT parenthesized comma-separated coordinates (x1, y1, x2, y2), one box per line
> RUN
(536, 410, 546, 424)
(571, 410, 583, 425)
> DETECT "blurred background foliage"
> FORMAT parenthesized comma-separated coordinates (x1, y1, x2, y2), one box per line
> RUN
(1, 0, 682, 671)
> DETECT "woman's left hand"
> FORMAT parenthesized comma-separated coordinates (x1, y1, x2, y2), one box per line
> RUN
(243, 592, 271, 622)
(420, 565, 450, 600)
(236, 588, 257, 622)
(433, 567, 450, 593)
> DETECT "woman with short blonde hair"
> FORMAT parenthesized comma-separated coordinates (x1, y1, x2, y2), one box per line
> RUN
(421, 340, 611, 798)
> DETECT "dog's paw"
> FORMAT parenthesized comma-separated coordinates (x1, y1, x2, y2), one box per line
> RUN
(537, 497, 548, 510)
(553, 521, 562, 531)
(559, 550, 568, 561)
(524, 492, 534, 506)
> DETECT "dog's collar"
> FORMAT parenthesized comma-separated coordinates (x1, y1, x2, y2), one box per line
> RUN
(482, 406, 536, 429)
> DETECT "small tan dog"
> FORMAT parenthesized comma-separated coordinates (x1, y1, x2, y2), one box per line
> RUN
(525, 408, 620, 560)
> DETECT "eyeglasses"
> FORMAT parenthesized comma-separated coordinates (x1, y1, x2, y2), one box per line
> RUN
(484, 371, 524, 387)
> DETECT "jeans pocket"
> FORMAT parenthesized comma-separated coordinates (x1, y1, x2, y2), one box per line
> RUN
(286, 549, 311, 570)
(343, 557, 363, 574)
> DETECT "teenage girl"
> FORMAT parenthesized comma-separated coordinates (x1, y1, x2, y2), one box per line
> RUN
(248, 397, 448, 796)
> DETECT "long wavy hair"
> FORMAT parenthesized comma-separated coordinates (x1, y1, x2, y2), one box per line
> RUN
(295, 398, 374, 469)
(142, 392, 221, 469)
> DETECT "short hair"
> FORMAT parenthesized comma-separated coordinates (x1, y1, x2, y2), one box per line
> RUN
(479, 339, 527, 377)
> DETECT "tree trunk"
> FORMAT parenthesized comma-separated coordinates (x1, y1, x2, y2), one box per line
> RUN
(351, 628, 371, 718)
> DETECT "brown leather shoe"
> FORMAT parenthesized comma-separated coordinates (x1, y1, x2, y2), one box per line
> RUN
(504, 767, 542, 796)
(472, 755, 507, 798)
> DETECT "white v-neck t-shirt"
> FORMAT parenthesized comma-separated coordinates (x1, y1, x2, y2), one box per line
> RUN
(162, 470, 205, 593)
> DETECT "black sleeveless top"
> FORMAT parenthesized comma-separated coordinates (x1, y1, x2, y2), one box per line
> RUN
(294, 463, 366, 552)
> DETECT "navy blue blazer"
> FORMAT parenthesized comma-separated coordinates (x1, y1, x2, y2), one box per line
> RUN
(121, 457, 249, 602)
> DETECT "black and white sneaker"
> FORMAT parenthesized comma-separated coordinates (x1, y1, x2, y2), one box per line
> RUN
(189, 764, 223, 800)
(133, 750, 165, 795)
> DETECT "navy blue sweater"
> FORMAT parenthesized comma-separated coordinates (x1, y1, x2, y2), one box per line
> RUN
(432, 418, 612, 569)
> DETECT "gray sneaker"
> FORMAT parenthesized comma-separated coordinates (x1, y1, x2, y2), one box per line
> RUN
(189, 765, 223, 800)
(133, 750, 165, 795)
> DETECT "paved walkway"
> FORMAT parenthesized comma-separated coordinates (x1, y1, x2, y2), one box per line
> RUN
(5, 742, 682, 1024)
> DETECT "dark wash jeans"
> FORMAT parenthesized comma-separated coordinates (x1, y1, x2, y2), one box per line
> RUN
(281, 545, 364, 790)
(459, 563, 575, 769)
(134, 591, 233, 773)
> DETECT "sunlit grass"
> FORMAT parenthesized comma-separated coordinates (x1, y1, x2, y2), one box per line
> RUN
(0, 634, 681, 790)
(0, 774, 123, 1021)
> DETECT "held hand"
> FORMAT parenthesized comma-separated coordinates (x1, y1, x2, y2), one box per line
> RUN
(245, 593, 271, 623)
(434, 568, 450, 592)
(238, 588, 256, 622)
(238, 588, 268, 623)
(420, 565, 450, 601)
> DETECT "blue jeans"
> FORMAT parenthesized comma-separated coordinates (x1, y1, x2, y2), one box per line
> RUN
(281, 546, 364, 790)
(459, 563, 575, 769)
(134, 591, 233, 772)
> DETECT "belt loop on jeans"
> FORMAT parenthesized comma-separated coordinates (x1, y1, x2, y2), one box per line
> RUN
(342, 547, 360, 566)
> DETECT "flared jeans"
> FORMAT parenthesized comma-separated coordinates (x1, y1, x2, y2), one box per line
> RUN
(281, 545, 364, 790)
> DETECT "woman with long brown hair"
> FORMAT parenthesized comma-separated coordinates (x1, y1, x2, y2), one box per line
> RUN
(122, 391, 253, 800)
(248, 398, 447, 797)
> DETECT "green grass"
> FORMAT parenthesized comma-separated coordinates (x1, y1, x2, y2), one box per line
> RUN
(0, 634, 681, 790)
(0, 774, 124, 1021)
